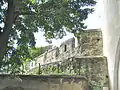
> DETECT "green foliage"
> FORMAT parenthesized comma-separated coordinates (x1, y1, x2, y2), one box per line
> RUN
(0, 0, 96, 74)
(0, 46, 48, 74)
(30, 0, 37, 4)
(29, 46, 48, 59)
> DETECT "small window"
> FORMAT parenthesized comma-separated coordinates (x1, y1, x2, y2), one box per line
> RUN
(31, 62, 33, 67)
(55, 49, 59, 57)
(64, 45, 67, 52)
(97, 38, 100, 41)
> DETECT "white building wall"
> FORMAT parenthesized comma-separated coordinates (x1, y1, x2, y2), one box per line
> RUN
(101, 0, 120, 89)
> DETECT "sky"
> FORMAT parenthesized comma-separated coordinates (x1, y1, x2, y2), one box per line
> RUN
(34, 0, 103, 47)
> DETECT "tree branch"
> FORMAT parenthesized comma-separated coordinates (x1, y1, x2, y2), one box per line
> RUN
(13, 11, 36, 23)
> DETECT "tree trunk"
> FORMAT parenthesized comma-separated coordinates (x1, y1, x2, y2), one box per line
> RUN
(101, 0, 120, 90)
(0, 0, 15, 60)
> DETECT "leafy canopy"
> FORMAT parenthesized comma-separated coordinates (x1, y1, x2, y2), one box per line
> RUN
(0, 0, 96, 74)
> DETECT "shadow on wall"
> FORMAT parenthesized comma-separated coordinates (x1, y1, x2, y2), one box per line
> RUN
(2, 86, 32, 90)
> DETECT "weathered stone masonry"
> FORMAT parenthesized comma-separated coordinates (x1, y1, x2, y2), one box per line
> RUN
(27, 29, 103, 70)
(0, 75, 90, 90)
(26, 29, 109, 88)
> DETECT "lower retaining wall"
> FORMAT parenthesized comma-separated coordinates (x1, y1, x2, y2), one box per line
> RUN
(0, 75, 90, 90)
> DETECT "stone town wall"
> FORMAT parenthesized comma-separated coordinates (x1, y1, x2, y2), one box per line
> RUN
(0, 75, 90, 90)
(28, 56, 109, 88)
(78, 29, 103, 56)
(27, 29, 103, 71)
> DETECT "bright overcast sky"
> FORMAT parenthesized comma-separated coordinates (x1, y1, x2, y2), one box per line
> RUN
(35, 0, 103, 47)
